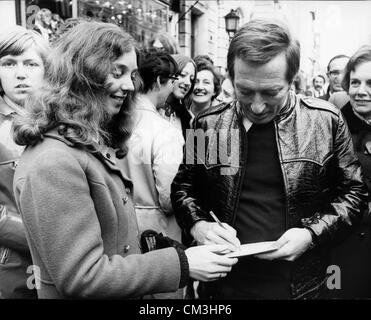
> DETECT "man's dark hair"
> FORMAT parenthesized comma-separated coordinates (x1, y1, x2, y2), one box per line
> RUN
(327, 54, 350, 72)
(138, 52, 178, 93)
(194, 54, 214, 66)
(147, 32, 180, 55)
(312, 74, 326, 86)
(227, 19, 300, 84)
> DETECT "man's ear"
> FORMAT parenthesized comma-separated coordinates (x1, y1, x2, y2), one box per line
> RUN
(156, 76, 162, 91)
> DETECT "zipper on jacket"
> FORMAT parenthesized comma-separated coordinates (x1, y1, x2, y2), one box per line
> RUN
(0, 246, 10, 264)
(274, 120, 289, 231)
(231, 121, 248, 227)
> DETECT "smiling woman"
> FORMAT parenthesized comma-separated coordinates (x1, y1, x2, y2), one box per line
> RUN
(14, 21, 140, 155)
(342, 45, 371, 122)
(104, 48, 137, 117)
(10, 21, 237, 299)
(159, 54, 197, 139)
(335, 44, 371, 298)
(190, 60, 221, 117)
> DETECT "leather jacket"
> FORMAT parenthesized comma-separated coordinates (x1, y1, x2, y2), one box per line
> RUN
(171, 92, 368, 298)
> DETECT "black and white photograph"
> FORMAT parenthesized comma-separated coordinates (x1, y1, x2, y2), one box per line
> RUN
(1, 0, 371, 314)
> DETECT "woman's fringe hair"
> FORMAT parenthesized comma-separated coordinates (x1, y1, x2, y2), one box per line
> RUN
(0, 25, 50, 94)
(13, 21, 141, 157)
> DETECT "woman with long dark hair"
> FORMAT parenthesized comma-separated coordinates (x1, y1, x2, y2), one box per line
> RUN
(160, 54, 197, 139)
(12, 22, 237, 299)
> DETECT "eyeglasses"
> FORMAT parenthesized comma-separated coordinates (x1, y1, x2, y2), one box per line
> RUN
(167, 75, 179, 81)
(328, 70, 343, 77)
(165, 75, 179, 84)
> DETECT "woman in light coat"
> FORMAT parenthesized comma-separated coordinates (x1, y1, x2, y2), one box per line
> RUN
(12, 22, 237, 299)
(120, 53, 185, 298)
(122, 53, 183, 244)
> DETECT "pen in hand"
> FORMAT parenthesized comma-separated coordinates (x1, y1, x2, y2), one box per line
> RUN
(209, 210, 227, 230)
(209, 211, 241, 251)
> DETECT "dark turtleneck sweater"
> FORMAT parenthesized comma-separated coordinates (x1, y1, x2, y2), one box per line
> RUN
(220, 120, 291, 299)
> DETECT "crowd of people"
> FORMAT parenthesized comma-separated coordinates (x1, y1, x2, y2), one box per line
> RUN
(0, 17, 371, 300)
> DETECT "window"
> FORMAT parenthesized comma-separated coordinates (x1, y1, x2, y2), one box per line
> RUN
(24, 0, 73, 42)
(77, 0, 169, 44)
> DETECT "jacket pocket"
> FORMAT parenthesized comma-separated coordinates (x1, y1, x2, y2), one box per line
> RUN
(0, 246, 10, 264)
(283, 152, 334, 167)
(203, 163, 240, 177)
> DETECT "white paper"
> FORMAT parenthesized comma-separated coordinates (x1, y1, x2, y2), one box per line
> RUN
(225, 241, 281, 258)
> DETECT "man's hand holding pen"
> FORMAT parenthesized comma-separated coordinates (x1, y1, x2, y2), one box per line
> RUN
(190, 213, 241, 253)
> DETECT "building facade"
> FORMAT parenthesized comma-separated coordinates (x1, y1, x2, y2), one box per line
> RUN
(2, 1, 371, 83)
(1, 0, 174, 48)
(0, 0, 238, 73)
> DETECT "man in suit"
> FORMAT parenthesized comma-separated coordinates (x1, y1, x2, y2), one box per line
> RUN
(320, 54, 349, 103)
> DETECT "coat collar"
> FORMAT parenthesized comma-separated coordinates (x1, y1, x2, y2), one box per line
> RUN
(135, 94, 157, 113)
(276, 90, 297, 121)
(43, 128, 133, 188)
(342, 102, 371, 155)
(236, 90, 296, 131)
(0, 95, 24, 117)
(341, 101, 371, 134)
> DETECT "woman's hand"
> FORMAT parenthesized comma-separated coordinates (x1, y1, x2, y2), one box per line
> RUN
(185, 244, 238, 282)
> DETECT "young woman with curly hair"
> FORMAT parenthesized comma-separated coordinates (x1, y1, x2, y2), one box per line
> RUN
(12, 22, 237, 299)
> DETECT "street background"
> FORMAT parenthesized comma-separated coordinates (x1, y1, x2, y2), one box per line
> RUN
(1, 0, 371, 88)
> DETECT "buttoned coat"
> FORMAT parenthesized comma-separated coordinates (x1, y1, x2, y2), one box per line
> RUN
(13, 131, 185, 299)
(120, 95, 184, 242)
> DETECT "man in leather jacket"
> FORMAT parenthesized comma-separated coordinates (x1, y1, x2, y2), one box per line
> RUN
(171, 19, 367, 299)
